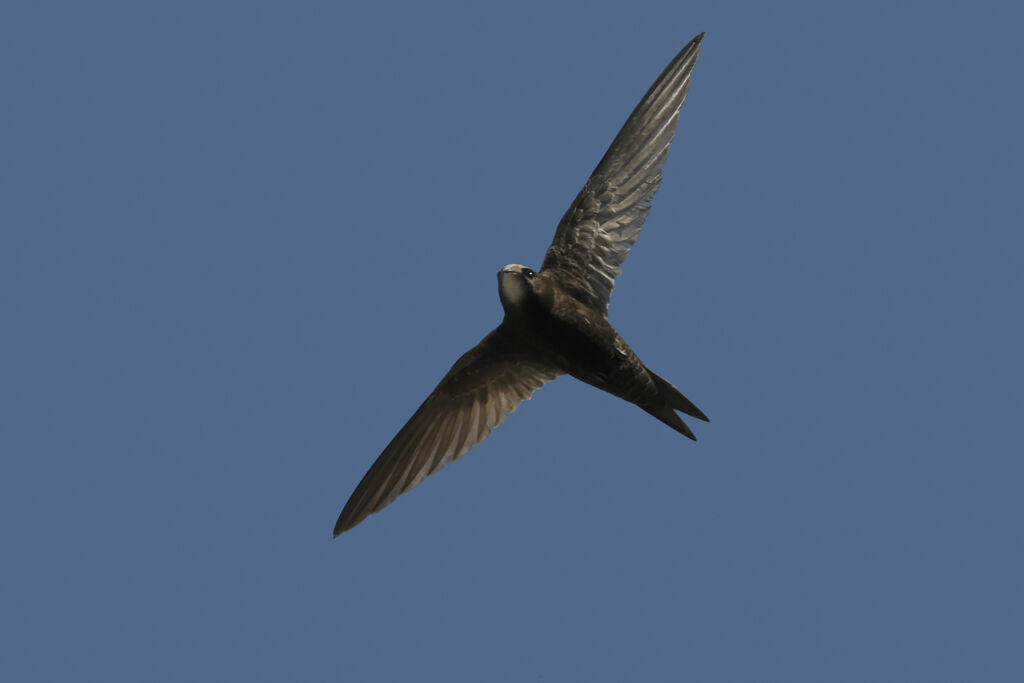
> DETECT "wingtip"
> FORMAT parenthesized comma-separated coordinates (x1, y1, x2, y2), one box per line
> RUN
(332, 515, 348, 538)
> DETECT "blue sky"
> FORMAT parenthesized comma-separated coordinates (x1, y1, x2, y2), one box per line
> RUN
(3, 1, 1023, 680)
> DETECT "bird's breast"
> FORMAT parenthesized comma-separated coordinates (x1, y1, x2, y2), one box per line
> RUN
(515, 286, 627, 378)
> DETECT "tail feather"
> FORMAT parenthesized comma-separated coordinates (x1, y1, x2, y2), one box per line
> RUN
(646, 403, 697, 440)
(647, 367, 709, 422)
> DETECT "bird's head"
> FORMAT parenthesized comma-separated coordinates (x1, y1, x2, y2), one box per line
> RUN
(497, 264, 537, 310)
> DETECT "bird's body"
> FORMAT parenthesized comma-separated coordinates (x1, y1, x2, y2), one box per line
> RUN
(335, 33, 709, 536)
(498, 266, 705, 436)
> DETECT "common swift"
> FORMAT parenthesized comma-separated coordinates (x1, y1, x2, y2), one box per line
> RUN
(335, 33, 708, 536)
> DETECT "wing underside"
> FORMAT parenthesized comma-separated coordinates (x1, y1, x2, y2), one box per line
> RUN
(541, 33, 704, 315)
(334, 326, 561, 535)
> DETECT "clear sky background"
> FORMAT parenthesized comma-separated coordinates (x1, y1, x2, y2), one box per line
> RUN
(4, 1, 1023, 681)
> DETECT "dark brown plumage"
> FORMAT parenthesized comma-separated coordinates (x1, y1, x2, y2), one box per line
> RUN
(335, 33, 708, 537)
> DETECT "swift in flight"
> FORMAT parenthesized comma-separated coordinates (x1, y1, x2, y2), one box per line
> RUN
(335, 33, 709, 536)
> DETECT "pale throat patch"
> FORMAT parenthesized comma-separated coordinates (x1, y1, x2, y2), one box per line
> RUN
(498, 271, 529, 306)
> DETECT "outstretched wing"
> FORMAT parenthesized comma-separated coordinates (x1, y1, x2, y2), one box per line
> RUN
(540, 33, 704, 316)
(334, 326, 562, 536)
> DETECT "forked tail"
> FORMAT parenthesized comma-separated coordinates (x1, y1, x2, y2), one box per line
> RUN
(642, 367, 709, 440)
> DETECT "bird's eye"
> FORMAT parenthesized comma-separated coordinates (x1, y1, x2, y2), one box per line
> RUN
(523, 268, 535, 278)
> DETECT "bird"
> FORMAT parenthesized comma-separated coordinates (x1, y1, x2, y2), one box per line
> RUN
(334, 32, 708, 537)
